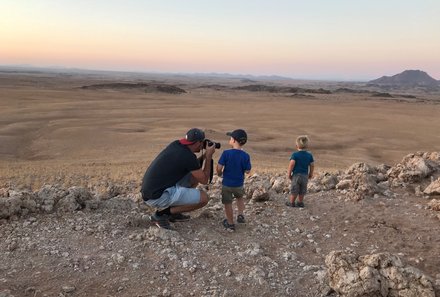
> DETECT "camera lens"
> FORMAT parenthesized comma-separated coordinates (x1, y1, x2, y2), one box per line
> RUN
(203, 139, 221, 149)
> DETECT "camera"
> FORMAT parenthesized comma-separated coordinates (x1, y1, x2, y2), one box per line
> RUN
(203, 139, 221, 149)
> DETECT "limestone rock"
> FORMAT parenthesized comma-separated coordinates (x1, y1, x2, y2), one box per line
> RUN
(423, 178, 440, 195)
(57, 186, 92, 212)
(251, 187, 270, 202)
(325, 250, 435, 297)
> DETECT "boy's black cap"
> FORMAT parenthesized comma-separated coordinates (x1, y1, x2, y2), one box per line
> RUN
(180, 128, 205, 145)
(226, 129, 247, 144)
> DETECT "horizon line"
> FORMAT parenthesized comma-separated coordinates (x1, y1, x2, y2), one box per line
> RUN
(1, 64, 438, 82)
(0, 64, 376, 82)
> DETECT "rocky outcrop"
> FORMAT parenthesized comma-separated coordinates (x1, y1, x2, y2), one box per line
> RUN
(308, 152, 440, 201)
(387, 152, 439, 185)
(325, 251, 435, 297)
(81, 83, 186, 94)
(2, 152, 439, 218)
(1, 186, 95, 218)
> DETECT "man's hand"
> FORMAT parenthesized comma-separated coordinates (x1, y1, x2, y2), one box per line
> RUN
(205, 142, 216, 157)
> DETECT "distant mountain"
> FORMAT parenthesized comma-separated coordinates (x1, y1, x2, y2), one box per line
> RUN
(369, 70, 439, 87)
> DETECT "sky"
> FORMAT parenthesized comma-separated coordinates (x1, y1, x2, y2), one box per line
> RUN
(1, 0, 439, 81)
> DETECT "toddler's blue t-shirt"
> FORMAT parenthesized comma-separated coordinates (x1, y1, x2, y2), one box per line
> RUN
(290, 150, 314, 175)
(218, 149, 251, 187)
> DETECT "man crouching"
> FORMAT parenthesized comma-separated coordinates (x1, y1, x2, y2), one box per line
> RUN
(140, 128, 216, 229)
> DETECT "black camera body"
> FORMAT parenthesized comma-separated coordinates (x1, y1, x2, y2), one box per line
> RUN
(203, 139, 221, 149)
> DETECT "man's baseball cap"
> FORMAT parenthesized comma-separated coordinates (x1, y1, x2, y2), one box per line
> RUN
(180, 128, 205, 145)
(226, 129, 247, 145)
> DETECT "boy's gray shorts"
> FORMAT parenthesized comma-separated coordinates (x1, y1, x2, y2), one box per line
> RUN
(290, 174, 308, 195)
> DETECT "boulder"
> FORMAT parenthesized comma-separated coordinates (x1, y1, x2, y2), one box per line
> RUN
(423, 178, 440, 196)
(57, 186, 93, 212)
(250, 187, 270, 202)
(37, 184, 68, 213)
(325, 250, 435, 297)
(387, 153, 437, 184)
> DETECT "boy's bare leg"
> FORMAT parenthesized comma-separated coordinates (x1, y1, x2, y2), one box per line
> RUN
(289, 194, 297, 204)
(236, 197, 245, 216)
(297, 195, 304, 203)
(224, 203, 234, 224)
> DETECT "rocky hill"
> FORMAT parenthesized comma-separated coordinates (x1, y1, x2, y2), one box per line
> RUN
(369, 70, 439, 88)
(1, 152, 440, 296)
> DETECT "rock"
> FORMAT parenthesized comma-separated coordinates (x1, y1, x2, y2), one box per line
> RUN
(250, 187, 270, 202)
(57, 187, 93, 212)
(62, 286, 76, 293)
(336, 179, 351, 190)
(346, 162, 374, 175)
(0, 188, 9, 197)
(271, 177, 287, 193)
(428, 199, 440, 211)
(37, 185, 68, 213)
(0, 197, 22, 219)
(325, 250, 435, 297)
(320, 173, 339, 190)
(423, 178, 440, 195)
(388, 153, 437, 184)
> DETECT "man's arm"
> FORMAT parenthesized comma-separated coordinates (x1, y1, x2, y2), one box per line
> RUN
(191, 144, 215, 185)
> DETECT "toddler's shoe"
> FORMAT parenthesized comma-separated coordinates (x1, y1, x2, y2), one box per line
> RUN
(222, 219, 235, 232)
(285, 201, 296, 207)
(237, 214, 246, 224)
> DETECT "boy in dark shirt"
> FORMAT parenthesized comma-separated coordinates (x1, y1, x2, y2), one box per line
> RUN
(286, 135, 314, 208)
(216, 129, 251, 231)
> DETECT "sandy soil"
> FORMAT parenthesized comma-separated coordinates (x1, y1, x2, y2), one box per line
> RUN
(0, 71, 439, 296)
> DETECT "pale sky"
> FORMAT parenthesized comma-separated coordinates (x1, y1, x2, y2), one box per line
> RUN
(1, 0, 439, 80)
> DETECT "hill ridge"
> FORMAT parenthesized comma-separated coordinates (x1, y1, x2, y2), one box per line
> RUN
(369, 69, 439, 86)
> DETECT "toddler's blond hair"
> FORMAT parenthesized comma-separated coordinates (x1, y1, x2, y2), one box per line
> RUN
(296, 135, 309, 149)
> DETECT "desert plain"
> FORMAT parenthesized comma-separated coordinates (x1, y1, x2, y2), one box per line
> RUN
(1, 69, 440, 297)
(1, 70, 439, 189)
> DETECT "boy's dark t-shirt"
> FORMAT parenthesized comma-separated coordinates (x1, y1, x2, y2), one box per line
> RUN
(141, 140, 200, 200)
(290, 150, 314, 175)
(218, 149, 251, 187)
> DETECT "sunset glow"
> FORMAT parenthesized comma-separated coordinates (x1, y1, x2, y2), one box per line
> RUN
(1, 0, 439, 80)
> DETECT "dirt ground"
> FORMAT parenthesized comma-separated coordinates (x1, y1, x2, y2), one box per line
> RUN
(0, 70, 439, 296)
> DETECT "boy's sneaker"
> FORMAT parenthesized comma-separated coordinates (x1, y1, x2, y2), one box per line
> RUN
(150, 213, 172, 230)
(285, 201, 296, 207)
(296, 201, 305, 208)
(222, 219, 235, 232)
(237, 214, 246, 224)
(169, 213, 191, 222)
